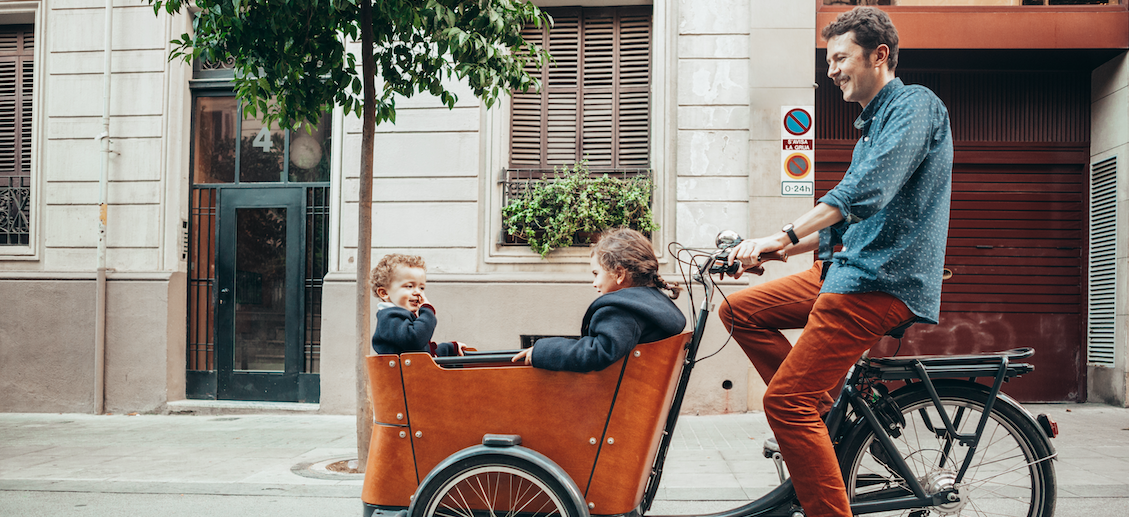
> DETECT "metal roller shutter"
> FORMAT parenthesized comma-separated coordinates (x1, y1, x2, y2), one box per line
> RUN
(815, 68, 1089, 402)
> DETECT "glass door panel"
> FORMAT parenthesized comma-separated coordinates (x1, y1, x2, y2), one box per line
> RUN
(234, 206, 288, 371)
(192, 97, 237, 184)
(239, 115, 285, 182)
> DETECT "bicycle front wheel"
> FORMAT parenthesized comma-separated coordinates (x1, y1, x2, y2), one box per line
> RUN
(838, 383, 1056, 517)
(410, 455, 583, 517)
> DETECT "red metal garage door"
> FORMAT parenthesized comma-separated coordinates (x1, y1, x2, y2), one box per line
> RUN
(815, 69, 1088, 402)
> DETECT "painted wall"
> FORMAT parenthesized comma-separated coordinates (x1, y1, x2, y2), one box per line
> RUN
(0, 278, 96, 413)
(0, 2, 190, 413)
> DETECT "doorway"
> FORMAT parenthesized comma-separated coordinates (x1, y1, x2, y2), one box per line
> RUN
(186, 92, 330, 403)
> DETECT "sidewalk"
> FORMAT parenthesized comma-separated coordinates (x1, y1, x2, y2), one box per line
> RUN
(0, 404, 1126, 512)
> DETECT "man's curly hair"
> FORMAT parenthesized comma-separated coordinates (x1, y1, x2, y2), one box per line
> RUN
(371, 254, 427, 298)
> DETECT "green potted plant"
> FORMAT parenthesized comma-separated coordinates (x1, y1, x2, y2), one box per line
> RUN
(502, 162, 658, 257)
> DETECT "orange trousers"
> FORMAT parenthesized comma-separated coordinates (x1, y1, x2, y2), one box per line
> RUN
(719, 261, 915, 517)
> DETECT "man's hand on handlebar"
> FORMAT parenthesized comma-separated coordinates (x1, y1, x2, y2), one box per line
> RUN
(726, 237, 787, 280)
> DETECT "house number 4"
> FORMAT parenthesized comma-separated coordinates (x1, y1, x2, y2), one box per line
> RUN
(253, 127, 273, 152)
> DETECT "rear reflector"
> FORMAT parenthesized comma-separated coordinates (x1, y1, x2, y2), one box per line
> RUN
(1037, 414, 1059, 438)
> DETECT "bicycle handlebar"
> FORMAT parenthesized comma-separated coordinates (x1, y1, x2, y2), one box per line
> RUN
(707, 250, 787, 277)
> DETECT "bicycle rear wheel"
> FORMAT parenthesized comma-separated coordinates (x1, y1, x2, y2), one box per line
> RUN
(838, 383, 1056, 517)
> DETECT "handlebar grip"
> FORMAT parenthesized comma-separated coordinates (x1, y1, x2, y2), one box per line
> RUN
(759, 251, 787, 263)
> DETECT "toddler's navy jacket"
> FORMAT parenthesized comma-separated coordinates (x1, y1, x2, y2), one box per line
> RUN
(371, 303, 457, 357)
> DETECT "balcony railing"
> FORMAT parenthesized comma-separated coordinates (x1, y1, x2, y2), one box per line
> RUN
(0, 176, 30, 246)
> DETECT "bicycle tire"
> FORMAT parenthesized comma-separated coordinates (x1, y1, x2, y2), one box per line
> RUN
(838, 382, 1056, 517)
(410, 454, 584, 517)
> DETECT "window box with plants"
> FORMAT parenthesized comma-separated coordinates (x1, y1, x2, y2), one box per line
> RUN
(501, 162, 658, 257)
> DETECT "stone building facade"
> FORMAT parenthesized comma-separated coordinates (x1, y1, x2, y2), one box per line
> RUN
(1, 0, 1127, 414)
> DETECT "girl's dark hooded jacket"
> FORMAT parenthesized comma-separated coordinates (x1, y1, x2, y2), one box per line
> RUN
(530, 286, 686, 372)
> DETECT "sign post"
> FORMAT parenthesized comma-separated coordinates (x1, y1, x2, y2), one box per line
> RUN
(780, 106, 814, 197)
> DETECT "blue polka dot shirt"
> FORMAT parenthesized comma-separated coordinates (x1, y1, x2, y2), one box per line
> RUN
(818, 78, 953, 324)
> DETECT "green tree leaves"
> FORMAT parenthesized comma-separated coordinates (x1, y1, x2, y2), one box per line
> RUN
(150, 0, 550, 130)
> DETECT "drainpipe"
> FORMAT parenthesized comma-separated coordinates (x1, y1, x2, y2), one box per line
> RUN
(94, 0, 113, 414)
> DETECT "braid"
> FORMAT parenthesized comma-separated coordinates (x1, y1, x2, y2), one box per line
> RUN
(652, 273, 682, 300)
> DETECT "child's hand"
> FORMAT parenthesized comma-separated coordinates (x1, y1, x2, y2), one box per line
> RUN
(512, 348, 533, 365)
(454, 341, 470, 356)
(418, 291, 430, 307)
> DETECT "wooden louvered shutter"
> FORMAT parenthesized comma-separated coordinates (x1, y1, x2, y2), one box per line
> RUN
(615, 8, 651, 168)
(509, 7, 651, 171)
(580, 9, 614, 167)
(547, 10, 580, 166)
(0, 26, 33, 246)
(511, 20, 548, 168)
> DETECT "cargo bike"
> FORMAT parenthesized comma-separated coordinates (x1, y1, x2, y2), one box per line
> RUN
(362, 233, 1059, 517)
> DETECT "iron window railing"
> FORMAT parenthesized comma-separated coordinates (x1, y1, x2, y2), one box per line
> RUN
(0, 176, 29, 245)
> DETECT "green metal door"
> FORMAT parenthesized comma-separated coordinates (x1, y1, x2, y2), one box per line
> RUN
(215, 187, 305, 401)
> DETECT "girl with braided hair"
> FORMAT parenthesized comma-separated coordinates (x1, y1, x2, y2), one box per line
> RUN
(512, 228, 686, 372)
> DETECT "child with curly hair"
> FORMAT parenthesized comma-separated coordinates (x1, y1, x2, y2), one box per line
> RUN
(513, 228, 686, 372)
(370, 254, 465, 356)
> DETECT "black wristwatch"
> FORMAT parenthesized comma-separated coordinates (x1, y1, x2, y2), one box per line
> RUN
(782, 223, 799, 245)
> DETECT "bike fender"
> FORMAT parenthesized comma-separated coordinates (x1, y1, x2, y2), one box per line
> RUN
(408, 443, 592, 517)
(887, 380, 1056, 457)
(993, 389, 1057, 457)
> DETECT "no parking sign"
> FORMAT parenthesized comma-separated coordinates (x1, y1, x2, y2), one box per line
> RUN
(781, 106, 814, 197)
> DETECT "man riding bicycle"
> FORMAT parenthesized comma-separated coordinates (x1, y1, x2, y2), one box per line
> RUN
(721, 7, 953, 517)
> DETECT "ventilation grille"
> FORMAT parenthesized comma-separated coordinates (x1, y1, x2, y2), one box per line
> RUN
(1088, 156, 1117, 367)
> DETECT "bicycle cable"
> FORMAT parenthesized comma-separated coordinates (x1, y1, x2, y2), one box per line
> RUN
(667, 241, 739, 364)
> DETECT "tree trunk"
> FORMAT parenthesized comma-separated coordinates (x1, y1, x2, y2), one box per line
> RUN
(355, 0, 376, 473)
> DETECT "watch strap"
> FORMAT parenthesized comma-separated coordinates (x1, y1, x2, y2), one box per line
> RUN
(783, 224, 799, 245)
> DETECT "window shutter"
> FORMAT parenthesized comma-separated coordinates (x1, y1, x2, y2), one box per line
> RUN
(546, 10, 580, 166)
(20, 32, 32, 177)
(0, 61, 17, 178)
(581, 8, 614, 167)
(510, 21, 547, 168)
(510, 7, 651, 171)
(616, 9, 651, 168)
(0, 26, 32, 246)
(1088, 156, 1117, 367)
(0, 35, 19, 178)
